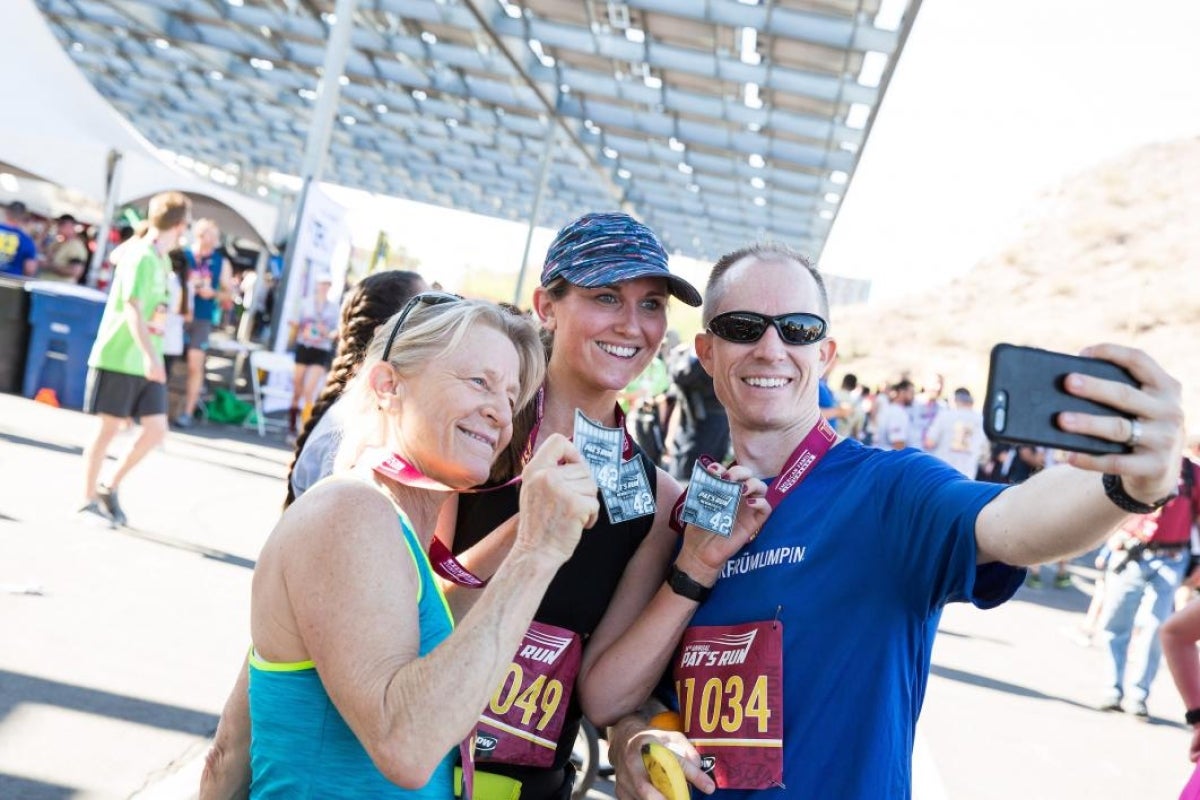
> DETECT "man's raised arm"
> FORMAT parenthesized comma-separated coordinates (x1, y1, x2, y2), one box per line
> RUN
(975, 343, 1184, 566)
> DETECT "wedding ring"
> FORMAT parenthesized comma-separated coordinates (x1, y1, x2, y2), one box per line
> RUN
(1126, 419, 1143, 448)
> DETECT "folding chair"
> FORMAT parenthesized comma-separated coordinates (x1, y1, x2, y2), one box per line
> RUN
(247, 349, 296, 437)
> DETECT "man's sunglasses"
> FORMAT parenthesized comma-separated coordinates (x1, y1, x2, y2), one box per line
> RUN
(381, 291, 463, 361)
(707, 311, 828, 346)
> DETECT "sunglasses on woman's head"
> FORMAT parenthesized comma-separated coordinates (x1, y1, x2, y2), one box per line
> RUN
(381, 291, 463, 361)
(706, 311, 828, 346)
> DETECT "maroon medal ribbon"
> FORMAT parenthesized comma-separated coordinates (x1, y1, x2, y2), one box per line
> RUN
(372, 454, 489, 588)
(524, 388, 634, 463)
(762, 417, 837, 509)
(613, 404, 634, 460)
(428, 538, 488, 588)
(373, 452, 456, 492)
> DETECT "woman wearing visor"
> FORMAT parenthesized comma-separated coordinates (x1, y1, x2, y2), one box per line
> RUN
(436, 213, 771, 800)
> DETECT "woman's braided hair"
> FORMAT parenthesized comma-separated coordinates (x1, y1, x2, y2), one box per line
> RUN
(283, 270, 425, 507)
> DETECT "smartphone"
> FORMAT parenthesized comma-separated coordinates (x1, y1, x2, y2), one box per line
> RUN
(983, 343, 1139, 455)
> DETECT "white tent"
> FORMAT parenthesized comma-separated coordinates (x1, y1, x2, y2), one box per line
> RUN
(4, 0, 280, 246)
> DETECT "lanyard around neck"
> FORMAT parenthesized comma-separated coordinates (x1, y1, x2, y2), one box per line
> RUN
(524, 386, 634, 463)
(762, 417, 838, 509)
(372, 454, 486, 588)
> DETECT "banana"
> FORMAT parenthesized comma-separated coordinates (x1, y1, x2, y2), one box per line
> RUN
(641, 741, 690, 800)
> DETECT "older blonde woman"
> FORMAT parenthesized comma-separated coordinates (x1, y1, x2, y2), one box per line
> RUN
(204, 295, 599, 798)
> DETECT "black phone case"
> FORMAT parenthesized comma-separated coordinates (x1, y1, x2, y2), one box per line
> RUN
(982, 343, 1138, 456)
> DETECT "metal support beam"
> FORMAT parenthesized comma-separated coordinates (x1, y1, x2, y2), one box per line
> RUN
(87, 149, 123, 287)
(270, 0, 358, 347)
(299, 0, 359, 184)
(512, 122, 559, 306)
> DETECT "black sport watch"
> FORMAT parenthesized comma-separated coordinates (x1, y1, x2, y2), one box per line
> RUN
(667, 565, 712, 603)
(1102, 474, 1176, 515)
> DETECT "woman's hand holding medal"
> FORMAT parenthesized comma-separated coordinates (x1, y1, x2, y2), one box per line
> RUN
(675, 461, 771, 587)
(514, 433, 600, 567)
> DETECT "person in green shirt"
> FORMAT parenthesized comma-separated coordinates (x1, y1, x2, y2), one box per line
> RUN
(80, 191, 192, 526)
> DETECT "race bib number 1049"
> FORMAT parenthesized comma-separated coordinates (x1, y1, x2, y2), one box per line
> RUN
(476, 622, 582, 768)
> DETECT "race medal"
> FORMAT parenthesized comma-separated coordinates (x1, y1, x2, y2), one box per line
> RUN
(674, 621, 784, 790)
(603, 456, 656, 524)
(573, 410, 622, 495)
(476, 621, 582, 768)
(680, 461, 741, 537)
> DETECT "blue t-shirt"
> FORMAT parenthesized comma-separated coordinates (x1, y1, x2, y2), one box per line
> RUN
(818, 380, 838, 431)
(691, 440, 1022, 800)
(185, 248, 223, 323)
(0, 222, 37, 276)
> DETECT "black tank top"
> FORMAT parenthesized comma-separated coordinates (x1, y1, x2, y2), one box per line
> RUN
(453, 447, 659, 797)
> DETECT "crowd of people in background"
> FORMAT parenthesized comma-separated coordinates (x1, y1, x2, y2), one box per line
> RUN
(2, 200, 87, 280)
(11, 187, 1195, 797)
(624, 352, 1004, 490)
(1, 199, 275, 334)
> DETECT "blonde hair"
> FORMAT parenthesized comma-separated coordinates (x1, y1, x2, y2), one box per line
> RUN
(335, 299, 544, 474)
(147, 191, 191, 231)
(192, 218, 218, 239)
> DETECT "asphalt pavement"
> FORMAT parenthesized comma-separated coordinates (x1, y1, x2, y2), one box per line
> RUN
(0, 392, 1192, 798)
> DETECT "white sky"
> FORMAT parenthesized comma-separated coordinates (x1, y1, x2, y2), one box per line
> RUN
(325, 0, 1200, 306)
(821, 0, 1200, 302)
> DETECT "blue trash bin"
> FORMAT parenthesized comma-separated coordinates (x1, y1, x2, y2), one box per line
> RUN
(22, 282, 107, 410)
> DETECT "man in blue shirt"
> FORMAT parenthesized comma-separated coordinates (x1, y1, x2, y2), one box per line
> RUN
(0, 201, 39, 277)
(606, 243, 1187, 800)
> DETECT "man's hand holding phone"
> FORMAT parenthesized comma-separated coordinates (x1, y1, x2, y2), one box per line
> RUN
(985, 343, 1183, 507)
(1055, 343, 1184, 507)
(976, 343, 1184, 568)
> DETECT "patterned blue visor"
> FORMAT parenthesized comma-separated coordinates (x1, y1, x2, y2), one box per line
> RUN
(540, 212, 702, 307)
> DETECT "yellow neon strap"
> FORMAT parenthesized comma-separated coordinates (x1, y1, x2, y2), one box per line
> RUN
(454, 767, 522, 800)
(249, 648, 314, 672)
(397, 509, 455, 630)
(245, 510, 454, 677)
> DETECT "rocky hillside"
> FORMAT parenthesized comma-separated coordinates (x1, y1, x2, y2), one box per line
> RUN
(833, 137, 1200, 430)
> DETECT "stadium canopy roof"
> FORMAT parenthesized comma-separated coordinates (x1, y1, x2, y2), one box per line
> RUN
(34, 0, 919, 262)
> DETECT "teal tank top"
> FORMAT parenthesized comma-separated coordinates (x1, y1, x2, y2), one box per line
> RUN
(248, 512, 456, 799)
